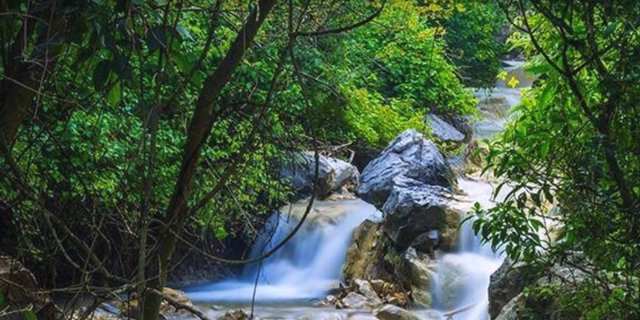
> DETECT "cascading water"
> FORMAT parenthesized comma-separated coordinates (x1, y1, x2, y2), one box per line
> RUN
(187, 60, 529, 320)
(427, 178, 511, 320)
(424, 60, 529, 320)
(187, 199, 381, 302)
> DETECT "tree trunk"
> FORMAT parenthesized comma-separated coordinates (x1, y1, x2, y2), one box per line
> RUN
(140, 1, 279, 320)
(0, 9, 65, 156)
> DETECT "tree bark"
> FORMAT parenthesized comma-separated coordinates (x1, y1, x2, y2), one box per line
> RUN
(0, 8, 66, 155)
(141, 1, 279, 320)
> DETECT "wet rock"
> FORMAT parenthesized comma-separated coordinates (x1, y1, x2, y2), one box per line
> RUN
(438, 208, 462, 251)
(281, 152, 359, 200)
(353, 279, 383, 306)
(120, 287, 197, 319)
(343, 220, 393, 282)
(490, 256, 588, 320)
(381, 176, 450, 251)
(342, 221, 428, 308)
(403, 248, 435, 307)
(383, 292, 408, 308)
(488, 259, 527, 319)
(375, 305, 420, 320)
(162, 287, 192, 306)
(341, 292, 373, 310)
(0, 256, 65, 320)
(440, 113, 473, 142)
(216, 309, 251, 320)
(357, 129, 454, 207)
(426, 114, 465, 142)
(369, 280, 386, 296)
(494, 293, 522, 320)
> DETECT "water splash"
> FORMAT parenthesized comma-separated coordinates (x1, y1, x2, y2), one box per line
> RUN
(187, 199, 381, 302)
(429, 177, 509, 320)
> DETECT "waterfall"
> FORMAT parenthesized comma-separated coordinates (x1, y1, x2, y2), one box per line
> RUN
(186, 60, 528, 320)
(429, 178, 509, 320)
(187, 199, 381, 302)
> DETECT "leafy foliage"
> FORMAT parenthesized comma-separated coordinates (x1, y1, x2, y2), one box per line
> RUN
(472, 0, 640, 318)
(442, 0, 506, 88)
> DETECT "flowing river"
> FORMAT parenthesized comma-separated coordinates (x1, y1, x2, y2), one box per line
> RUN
(184, 61, 530, 320)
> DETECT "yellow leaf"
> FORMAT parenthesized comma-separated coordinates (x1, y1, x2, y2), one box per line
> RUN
(508, 76, 520, 88)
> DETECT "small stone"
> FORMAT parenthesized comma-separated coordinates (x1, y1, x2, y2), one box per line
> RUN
(375, 304, 421, 320)
(216, 309, 250, 320)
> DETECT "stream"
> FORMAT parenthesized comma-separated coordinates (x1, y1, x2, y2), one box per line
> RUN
(184, 61, 530, 320)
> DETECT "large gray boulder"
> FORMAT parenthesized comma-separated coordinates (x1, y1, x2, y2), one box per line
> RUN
(281, 152, 359, 200)
(357, 129, 454, 207)
(426, 114, 465, 143)
(381, 176, 450, 250)
(488, 259, 527, 319)
(490, 256, 588, 320)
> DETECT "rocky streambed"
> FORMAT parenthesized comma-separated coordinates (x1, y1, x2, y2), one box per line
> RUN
(182, 128, 507, 320)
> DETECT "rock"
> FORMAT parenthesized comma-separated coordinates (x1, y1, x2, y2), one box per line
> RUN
(341, 292, 373, 310)
(438, 208, 462, 251)
(369, 280, 386, 296)
(494, 293, 522, 320)
(281, 152, 359, 200)
(375, 305, 420, 320)
(353, 279, 383, 306)
(120, 287, 197, 319)
(357, 129, 454, 207)
(297, 312, 343, 320)
(383, 293, 408, 308)
(347, 315, 378, 320)
(162, 287, 192, 306)
(342, 221, 424, 309)
(0, 256, 65, 320)
(426, 114, 465, 142)
(381, 176, 450, 251)
(490, 256, 588, 320)
(343, 220, 393, 282)
(488, 259, 527, 319)
(325, 295, 338, 305)
(403, 249, 435, 307)
(327, 283, 344, 296)
(216, 309, 250, 320)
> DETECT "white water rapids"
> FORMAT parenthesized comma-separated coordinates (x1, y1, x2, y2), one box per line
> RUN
(185, 61, 529, 319)
(186, 178, 508, 320)
(188, 199, 382, 303)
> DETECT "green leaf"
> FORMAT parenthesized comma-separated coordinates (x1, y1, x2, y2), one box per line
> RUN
(111, 54, 129, 78)
(93, 59, 111, 90)
(0, 291, 4, 305)
(24, 310, 37, 320)
(540, 141, 550, 158)
(107, 81, 122, 106)
(602, 22, 618, 38)
(538, 83, 556, 108)
(525, 62, 553, 74)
